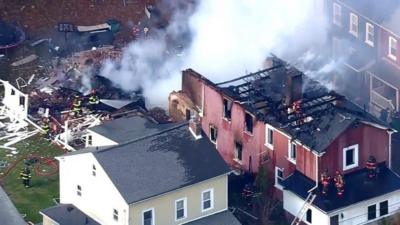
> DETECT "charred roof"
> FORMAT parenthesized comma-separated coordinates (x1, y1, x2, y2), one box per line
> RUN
(202, 56, 389, 153)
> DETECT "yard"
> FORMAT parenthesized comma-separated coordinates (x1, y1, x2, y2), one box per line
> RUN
(0, 135, 64, 223)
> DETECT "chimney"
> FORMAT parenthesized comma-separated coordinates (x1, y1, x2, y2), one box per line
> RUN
(189, 116, 202, 140)
(284, 67, 303, 106)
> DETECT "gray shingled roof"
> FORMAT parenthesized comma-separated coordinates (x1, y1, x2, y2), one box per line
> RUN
(40, 204, 100, 225)
(92, 123, 230, 204)
(89, 116, 177, 144)
(185, 210, 242, 225)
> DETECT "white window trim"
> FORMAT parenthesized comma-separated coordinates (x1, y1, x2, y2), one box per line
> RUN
(113, 209, 119, 221)
(175, 197, 187, 221)
(389, 36, 397, 61)
(209, 125, 217, 145)
(349, 13, 358, 37)
(274, 167, 284, 190)
(333, 3, 342, 26)
(265, 124, 274, 150)
(142, 208, 155, 225)
(343, 144, 359, 170)
(365, 23, 374, 47)
(201, 188, 214, 212)
(288, 141, 296, 164)
(234, 142, 242, 163)
(367, 203, 377, 221)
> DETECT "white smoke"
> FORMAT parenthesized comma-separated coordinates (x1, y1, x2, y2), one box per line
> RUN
(101, 0, 329, 108)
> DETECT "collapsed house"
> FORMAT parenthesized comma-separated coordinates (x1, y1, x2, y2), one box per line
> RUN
(41, 116, 241, 225)
(170, 56, 400, 225)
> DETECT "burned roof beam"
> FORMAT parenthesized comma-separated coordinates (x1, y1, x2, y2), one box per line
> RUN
(215, 64, 283, 86)
(287, 97, 340, 116)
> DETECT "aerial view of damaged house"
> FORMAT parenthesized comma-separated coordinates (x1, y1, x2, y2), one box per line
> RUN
(170, 56, 400, 225)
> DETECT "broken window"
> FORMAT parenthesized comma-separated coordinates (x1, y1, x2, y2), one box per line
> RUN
(245, 112, 253, 133)
(185, 109, 191, 121)
(209, 125, 218, 144)
(223, 98, 232, 120)
(389, 36, 397, 60)
(234, 142, 243, 161)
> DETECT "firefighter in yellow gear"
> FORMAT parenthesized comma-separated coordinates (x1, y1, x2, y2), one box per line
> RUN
(41, 118, 50, 138)
(72, 95, 82, 116)
(88, 90, 99, 111)
(20, 166, 32, 188)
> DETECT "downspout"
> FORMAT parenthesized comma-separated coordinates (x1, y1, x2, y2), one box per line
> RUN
(388, 130, 395, 169)
(201, 82, 205, 117)
(308, 153, 319, 193)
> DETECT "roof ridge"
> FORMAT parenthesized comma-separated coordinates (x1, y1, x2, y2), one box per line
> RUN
(94, 122, 189, 154)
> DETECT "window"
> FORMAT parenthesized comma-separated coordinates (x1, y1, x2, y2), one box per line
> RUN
(389, 36, 397, 60)
(175, 198, 187, 221)
(92, 164, 96, 176)
(245, 112, 253, 133)
(223, 98, 232, 120)
(349, 13, 358, 36)
(306, 209, 312, 224)
(380, 200, 388, 216)
(77, 185, 82, 196)
(275, 167, 284, 189)
(113, 209, 118, 221)
(142, 209, 154, 225)
(368, 204, 376, 220)
(330, 215, 339, 225)
(11, 89, 15, 95)
(343, 144, 359, 170)
(185, 109, 191, 121)
(209, 125, 217, 144)
(234, 142, 243, 162)
(87, 135, 93, 146)
(333, 3, 342, 26)
(202, 189, 214, 211)
(288, 141, 296, 164)
(366, 23, 374, 46)
(265, 124, 274, 149)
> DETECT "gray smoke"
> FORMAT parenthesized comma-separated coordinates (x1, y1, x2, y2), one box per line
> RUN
(101, 0, 331, 108)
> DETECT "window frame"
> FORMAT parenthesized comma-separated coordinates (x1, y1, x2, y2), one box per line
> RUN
(349, 13, 358, 37)
(209, 125, 217, 144)
(87, 135, 93, 146)
(113, 209, 119, 221)
(77, 185, 82, 196)
(265, 124, 274, 150)
(274, 167, 284, 190)
(368, 204, 377, 221)
(223, 98, 232, 120)
(175, 197, 187, 221)
(365, 23, 374, 46)
(333, 3, 342, 26)
(288, 141, 297, 164)
(201, 188, 214, 212)
(306, 208, 312, 224)
(244, 112, 254, 134)
(142, 208, 155, 225)
(342, 144, 359, 170)
(92, 164, 96, 176)
(234, 141, 243, 162)
(389, 36, 397, 61)
(380, 200, 389, 217)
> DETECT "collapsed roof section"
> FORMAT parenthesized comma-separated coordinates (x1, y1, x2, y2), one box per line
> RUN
(196, 55, 390, 153)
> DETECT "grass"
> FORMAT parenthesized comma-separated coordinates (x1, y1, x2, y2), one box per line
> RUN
(0, 135, 64, 223)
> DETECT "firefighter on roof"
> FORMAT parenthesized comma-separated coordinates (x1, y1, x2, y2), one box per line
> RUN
(334, 171, 344, 196)
(72, 94, 82, 117)
(88, 89, 100, 111)
(20, 166, 32, 188)
(41, 117, 50, 139)
(321, 170, 331, 195)
(366, 156, 377, 179)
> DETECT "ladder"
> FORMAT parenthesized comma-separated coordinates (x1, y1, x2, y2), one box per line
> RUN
(290, 192, 317, 225)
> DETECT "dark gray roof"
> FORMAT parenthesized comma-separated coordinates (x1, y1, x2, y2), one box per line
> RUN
(283, 163, 400, 212)
(89, 116, 177, 144)
(185, 210, 242, 225)
(338, 0, 399, 24)
(93, 123, 230, 204)
(40, 204, 100, 225)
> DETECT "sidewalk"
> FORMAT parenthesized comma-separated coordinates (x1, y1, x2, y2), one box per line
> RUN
(0, 185, 26, 225)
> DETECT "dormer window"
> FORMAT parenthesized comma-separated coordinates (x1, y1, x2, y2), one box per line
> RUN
(349, 13, 358, 37)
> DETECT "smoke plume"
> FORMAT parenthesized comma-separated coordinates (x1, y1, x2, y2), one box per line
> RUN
(101, 0, 330, 108)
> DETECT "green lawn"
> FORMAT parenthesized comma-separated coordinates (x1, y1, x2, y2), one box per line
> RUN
(0, 135, 63, 223)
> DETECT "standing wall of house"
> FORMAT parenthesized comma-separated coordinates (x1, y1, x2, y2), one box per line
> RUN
(201, 83, 265, 172)
(379, 29, 400, 66)
(129, 175, 228, 225)
(320, 124, 389, 175)
(58, 153, 129, 225)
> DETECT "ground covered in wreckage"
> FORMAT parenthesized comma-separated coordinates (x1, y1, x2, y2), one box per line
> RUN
(0, 135, 62, 223)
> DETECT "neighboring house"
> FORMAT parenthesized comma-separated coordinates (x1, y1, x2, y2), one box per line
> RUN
(41, 117, 240, 225)
(327, 0, 400, 118)
(169, 56, 400, 225)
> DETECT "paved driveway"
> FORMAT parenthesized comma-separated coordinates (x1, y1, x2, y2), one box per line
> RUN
(0, 186, 26, 225)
